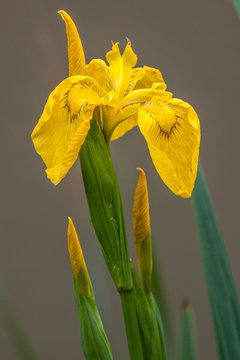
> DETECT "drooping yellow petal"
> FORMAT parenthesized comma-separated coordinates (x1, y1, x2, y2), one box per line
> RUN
(86, 59, 107, 87)
(133, 168, 152, 292)
(68, 217, 92, 299)
(58, 10, 86, 76)
(46, 114, 91, 185)
(134, 66, 166, 91)
(138, 98, 200, 198)
(106, 41, 137, 99)
(31, 76, 104, 185)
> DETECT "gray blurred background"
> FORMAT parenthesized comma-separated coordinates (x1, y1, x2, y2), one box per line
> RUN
(1, 0, 240, 359)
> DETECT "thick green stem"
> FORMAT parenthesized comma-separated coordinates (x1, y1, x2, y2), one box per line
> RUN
(120, 290, 144, 360)
(80, 119, 132, 290)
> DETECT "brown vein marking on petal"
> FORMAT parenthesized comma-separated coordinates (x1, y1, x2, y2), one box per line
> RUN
(105, 69, 112, 92)
(64, 78, 102, 123)
(152, 112, 182, 141)
(123, 68, 144, 97)
(64, 87, 79, 123)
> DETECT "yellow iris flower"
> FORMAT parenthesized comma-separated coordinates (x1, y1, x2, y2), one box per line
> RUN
(31, 10, 200, 197)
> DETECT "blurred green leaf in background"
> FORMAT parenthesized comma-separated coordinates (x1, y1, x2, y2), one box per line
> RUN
(192, 165, 240, 360)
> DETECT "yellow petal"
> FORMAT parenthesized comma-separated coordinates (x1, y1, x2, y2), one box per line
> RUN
(58, 10, 86, 76)
(86, 59, 107, 87)
(31, 76, 103, 185)
(133, 168, 150, 244)
(68, 217, 92, 298)
(124, 67, 145, 95)
(46, 115, 91, 185)
(133, 168, 152, 292)
(134, 66, 166, 91)
(120, 88, 169, 107)
(110, 105, 138, 141)
(105, 42, 121, 91)
(106, 41, 137, 99)
(120, 41, 138, 97)
(138, 98, 200, 198)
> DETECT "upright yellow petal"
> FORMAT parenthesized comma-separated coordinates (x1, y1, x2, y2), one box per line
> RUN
(68, 217, 92, 299)
(31, 76, 104, 185)
(120, 41, 138, 97)
(138, 98, 200, 198)
(86, 59, 107, 87)
(133, 168, 152, 292)
(105, 42, 121, 91)
(58, 10, 86, 76)
(106, 41, 137, 99)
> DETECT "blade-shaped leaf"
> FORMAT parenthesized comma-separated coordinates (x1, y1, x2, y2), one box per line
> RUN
(73, 278, 113, 360)
(230, 0, 240, 17)
(151, 242, 174, 358)
(192, 165, 240, 360)
(129, 264, 167, 360)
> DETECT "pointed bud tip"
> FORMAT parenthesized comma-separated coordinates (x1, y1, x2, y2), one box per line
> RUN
(67, 218, 92, 298)
(67, 217, 74, 236)
(136, 167, 145, 176)
(67, 217, 82, 278)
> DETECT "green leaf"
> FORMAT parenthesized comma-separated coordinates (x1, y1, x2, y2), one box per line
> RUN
(192, 165, 240, 360)
(230, 0, 240, 17)
(151, 240, 174, 356)
(73, 278, 113, 360)
(130, 264, 167, 360)
(0, 284, 38, 360)
(177, 300, 199, 360)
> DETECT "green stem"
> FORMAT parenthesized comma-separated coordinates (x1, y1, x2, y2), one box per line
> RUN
(120, 290, 144, 360)
(80, 119, 132, 290)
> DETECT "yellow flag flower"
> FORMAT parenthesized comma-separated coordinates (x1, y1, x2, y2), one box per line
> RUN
(31, 10, 200, 197)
